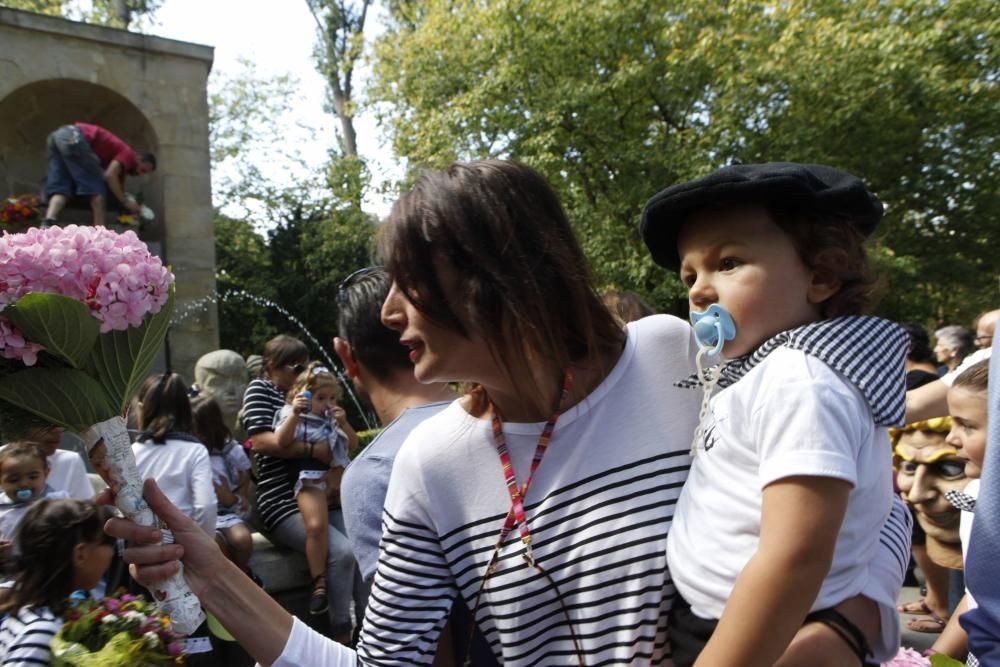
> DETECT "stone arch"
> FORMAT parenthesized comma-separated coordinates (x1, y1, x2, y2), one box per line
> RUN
(0, 79, 163, 240)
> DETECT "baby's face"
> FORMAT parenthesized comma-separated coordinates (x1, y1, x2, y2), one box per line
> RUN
(678, 204, 822, 358)
(0, 456, 47, 503)
(311, 386, 338, 417)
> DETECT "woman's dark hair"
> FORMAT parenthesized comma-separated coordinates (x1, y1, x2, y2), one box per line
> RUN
(262, 335, 309, 376)
(190, 395, 231, 453)
(337, 268, 411, 381)
(767, 204, 881, 317)
(602, 290, 655, 325)
(0, 442, 49, 475)
(0, 499, 115, 616)
(953, 358, 989, 395)
(899, 322, 935, 365)
(378, 160, 624, 416)
(136, 373, 194, 443)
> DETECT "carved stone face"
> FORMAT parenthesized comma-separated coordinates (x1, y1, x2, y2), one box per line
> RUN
(194, 350, 249, 422)
(896, 428, 969, 569)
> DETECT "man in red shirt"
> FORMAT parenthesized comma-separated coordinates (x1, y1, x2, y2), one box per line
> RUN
(43, 122, 156, 226)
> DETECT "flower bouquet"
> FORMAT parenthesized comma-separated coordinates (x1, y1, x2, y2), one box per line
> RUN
(52, 590, 184, 666)
(0, 193, 41, 231)
(0, 225, 203, 634)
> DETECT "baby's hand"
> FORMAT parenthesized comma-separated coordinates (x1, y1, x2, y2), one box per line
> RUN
(292, 394, 311, 414)
(331, 406, 347, 425)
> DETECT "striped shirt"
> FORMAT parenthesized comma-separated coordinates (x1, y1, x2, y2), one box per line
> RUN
(0, 606, 60, 666)
(241, 378, 297, 531)
(359, 315, 701, 665)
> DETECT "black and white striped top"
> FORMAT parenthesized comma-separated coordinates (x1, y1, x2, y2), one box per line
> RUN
(0, 606, 60, 666)
(358, 315, 702, 665)
(241, 378, 298, 531)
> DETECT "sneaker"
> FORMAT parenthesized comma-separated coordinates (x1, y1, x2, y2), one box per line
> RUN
(309, 575, 329, 616)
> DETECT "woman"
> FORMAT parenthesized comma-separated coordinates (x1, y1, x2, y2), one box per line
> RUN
(241, 335, 359, 643)
(108, 161, 905, 666)
(934, 325, 975, 374)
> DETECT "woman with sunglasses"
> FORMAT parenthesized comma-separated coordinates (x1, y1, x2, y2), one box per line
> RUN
(241, 334, 359, 645)
(109, 161, 905, 665)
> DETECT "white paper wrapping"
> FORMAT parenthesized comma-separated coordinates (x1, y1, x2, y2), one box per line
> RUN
(82, 415, 205, 635)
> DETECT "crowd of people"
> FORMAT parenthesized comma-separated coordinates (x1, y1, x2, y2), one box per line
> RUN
(0, 159, 995, 666)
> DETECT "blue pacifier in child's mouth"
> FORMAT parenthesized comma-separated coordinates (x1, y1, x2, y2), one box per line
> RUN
(15, 488, 32, 501)
(690, 304, 737, 356)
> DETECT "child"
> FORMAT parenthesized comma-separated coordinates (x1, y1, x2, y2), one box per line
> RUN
(132, 373, 217, 537)
(928, 358, 990, 664)
(642, 162, 910, 666)
(0, 499, 115, 664)
(0, 443, 70, 569)
(190, 395, 258, 583)
(274, 363, 357, 616)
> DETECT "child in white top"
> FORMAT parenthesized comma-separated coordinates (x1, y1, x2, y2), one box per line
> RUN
(0, 443, 70, 569)
(0, 499, 115, 665)
(274, 363, 357, 616)
(642, 162, 908, 666)
(929, 358, 990, 665)
(191, 395, 257, 582)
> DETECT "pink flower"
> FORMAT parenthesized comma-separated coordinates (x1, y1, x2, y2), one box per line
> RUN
(0, 226, 173, 366)
(881, 647, 930, 667)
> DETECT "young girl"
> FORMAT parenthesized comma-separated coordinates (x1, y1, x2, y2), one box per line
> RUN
(132, 373, 217, 537)
(190, 395, 256, 582)
(0, 443, 70, 570)
(274, 363, 357, 616)
(929, 358, 990, 664)
(0, 499, 115, 665)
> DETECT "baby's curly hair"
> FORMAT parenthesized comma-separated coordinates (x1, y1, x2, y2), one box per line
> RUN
(768, 203, 881, 318)
(285, 361, 341, 404)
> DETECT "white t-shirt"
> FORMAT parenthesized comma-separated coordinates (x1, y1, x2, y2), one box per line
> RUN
(961, 478, 980, 611)
(132, 436, 217, 535)
(47, 449, 93, 499)
(667, 346, 898, 660)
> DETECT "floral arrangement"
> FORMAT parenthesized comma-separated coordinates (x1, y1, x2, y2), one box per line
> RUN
(0, 193, 41, 230)
(0, 225, 203, 634)
(880, 647, 965, 666)
(52, 590, 184, 666)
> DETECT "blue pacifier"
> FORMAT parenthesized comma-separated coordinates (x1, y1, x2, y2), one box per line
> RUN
(15, 489, 32, 501)
(690, 304, 736, 356)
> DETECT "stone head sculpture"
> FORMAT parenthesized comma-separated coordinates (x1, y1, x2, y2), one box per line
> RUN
(194, 350, 248, 430)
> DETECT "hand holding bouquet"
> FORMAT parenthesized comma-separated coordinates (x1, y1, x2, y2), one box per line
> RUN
(0, 225, 203, 633)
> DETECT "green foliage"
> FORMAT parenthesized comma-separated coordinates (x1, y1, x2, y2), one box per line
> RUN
(372, 0, 1000, 325)
(0, 368, 116, 432)
(0, 0, 161, 28)
(3, 294, 99, 369)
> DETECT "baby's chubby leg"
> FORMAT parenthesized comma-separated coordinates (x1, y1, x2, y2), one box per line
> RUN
(775, 595, 878, 667)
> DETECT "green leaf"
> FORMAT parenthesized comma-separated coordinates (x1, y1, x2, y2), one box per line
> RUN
(0, 368, 117, 432)
(3, 293, 100, 369)
(930, 654, 966, 667)
(85, 285, 175, 412)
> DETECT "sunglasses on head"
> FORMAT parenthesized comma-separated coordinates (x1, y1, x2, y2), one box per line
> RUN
(338, 266, 383, 305)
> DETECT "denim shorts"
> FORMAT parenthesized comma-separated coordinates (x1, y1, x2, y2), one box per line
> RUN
(45, 125, 106, 199)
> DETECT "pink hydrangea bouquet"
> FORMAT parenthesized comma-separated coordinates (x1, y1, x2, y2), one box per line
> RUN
(0, 225, 203, 634)
(52, 590, 184, 666)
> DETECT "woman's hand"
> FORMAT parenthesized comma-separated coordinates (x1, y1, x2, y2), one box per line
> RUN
(101, 479, 226, 598)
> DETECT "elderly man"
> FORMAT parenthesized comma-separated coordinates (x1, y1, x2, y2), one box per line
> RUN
(973, 309, 999, 350)
(42, 122, 156, 227)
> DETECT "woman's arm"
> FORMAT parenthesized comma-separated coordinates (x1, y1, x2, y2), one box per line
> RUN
(695, 476, 850, 667)
(103, 480, 354, 667)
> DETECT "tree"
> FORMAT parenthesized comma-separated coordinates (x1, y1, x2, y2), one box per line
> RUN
(0, 0, 161, 29)
(371, 0, 1000, 327)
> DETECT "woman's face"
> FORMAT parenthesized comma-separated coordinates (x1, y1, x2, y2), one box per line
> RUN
(380, 274, 494, 387)
(896, 428, 968, 545)
(269, 358, 308, 392)
(933, 338, 956, 365)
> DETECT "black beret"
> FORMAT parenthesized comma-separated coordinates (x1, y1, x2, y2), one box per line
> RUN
(640, 162, 883, 271)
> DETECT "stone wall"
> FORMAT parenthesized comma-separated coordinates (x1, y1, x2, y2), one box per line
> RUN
(0, 7, 218, 382)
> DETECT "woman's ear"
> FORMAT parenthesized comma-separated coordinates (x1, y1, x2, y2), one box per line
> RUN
(807, 248, 844, 306)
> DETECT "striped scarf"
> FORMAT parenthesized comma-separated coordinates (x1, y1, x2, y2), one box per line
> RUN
(676, 316, 908, 427)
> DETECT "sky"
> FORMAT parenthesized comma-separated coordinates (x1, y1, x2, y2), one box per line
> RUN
(149, 0, 398, 218)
